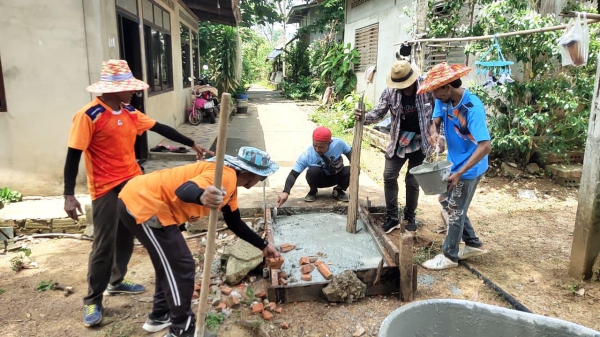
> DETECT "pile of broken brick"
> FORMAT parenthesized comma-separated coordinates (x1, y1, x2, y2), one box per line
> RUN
(266, 243, 333, 283)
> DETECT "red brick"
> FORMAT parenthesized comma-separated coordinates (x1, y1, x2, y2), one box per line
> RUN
(279, 278, 288, 286)
(301, 264, 315, 274)
(256, 291, 267, 299)
(267, 257, 284, 269)
(220, 287, 232, 295)
(216, 302, 227, 312)
(278, 271, 288, 280)
(274, 307, 283, 314)
(262, 310, 273, 320)
(281, 322, 290, 329)
(192, 291, 199, 299)
(265, 302, 277, 311)
(194, 284, 201, 292)
(301, 274, 312, 281)
(232, 296, 241, 307)
(279, 243, 296, 253)
(316, 261, 333, 280)
(309, 257, 319, 263)
(251, 302, 264, 314)
(299, 257, 311, 265)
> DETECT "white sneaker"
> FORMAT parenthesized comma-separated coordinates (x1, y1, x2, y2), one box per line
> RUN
(458, 246, 488, 260)
(422, 254, 458, 270)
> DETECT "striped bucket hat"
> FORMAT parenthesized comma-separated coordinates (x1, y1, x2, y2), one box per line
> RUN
(417, 63, 472, 94)
(86, 59, 149, 93)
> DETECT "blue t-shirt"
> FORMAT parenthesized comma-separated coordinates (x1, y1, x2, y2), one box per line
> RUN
(292, 138, 351, 175)
(432, 89, 491, 180)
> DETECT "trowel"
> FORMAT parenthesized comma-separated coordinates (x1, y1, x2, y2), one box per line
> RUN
(272, 206, 278, 224)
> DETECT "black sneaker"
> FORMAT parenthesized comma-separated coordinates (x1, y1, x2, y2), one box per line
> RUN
(382, 218, 400, 234)
(332, 188, 349, 202)
(405, 218, 417, 232)
(304, 192, 318, 202)
(143, 312, 171, 333)
(164, 318, 195, 337)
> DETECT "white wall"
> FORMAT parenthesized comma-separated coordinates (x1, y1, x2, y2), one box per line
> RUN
(345, 0, 411, 103)
(0, 0, 92, 195)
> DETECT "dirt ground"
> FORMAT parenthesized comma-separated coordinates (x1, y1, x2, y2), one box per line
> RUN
(1, 142, 600, 336)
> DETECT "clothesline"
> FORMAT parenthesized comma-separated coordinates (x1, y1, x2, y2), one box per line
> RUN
(394, 11, 600, 46)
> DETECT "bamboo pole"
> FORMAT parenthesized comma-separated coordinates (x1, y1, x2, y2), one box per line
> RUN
(196, 93, 231, 337)
(346, 95, 365, 233)
(395, 18, 600, 46)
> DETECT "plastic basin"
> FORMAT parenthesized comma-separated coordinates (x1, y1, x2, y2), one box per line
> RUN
(379, 300, 599, 337)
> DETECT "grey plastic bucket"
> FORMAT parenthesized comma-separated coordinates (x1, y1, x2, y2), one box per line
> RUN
(408, 161, 452, 195)
(379, 299, 600, 337)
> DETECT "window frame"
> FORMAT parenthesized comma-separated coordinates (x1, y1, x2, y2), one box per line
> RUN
(180, 23, 191, 88)
(0, 55, 7, 112)
(143, 0, 173, 95)
(192, 32, 200, 80)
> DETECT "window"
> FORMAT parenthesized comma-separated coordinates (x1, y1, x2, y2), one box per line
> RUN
(181, 24, 191, 88)
(143, 0, 173, 94)
(0, 55, 6, 112)
(116, 0, 138, 15)
(192, 32, 199, 79)
(351, 0, 370, 9)
(355, 23, 379, 72)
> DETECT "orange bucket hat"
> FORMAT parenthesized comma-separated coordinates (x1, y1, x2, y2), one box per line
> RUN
(416, 62, 471, 94)
(86, 59, 149, 93)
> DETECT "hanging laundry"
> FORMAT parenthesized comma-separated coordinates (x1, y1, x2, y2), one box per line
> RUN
(364, 65, 376, 83)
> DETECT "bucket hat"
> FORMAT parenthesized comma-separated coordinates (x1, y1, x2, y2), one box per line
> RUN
(208, 147, 279, 177)
(417, 62, 471, 94)
(86, 59, 149, 93)
(386, 60, 421, 90)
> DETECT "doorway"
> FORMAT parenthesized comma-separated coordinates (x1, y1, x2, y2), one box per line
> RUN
(117, 12, 149, 164)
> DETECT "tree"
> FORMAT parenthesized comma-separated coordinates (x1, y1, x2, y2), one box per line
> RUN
(428, 0, 600, 165)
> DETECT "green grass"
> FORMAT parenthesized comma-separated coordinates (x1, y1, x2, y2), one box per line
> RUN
(206, 312, 224, 333)
(413, 240, 443, 264)
(0, 289, 5, 295)
(37, 280, 55, 292)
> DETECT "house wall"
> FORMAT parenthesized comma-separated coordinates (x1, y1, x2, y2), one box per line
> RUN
(344, 0, 411, 103)
(0, 0, 93, 195)
(0, 0, 198, 196)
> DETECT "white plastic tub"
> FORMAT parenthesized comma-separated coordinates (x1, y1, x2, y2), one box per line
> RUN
(379, 300, 599, 337)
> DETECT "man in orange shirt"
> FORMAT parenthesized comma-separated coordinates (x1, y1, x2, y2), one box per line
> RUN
(118, 147, 280, 336)
(63, 60, 212, 327)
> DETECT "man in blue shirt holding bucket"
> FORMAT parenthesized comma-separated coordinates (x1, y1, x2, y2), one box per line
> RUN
(417, 63, 491, 270)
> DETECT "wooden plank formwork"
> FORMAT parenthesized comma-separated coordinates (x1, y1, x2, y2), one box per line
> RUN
(265, 206, 404, 303)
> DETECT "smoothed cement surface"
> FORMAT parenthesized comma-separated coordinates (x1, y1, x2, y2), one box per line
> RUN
(273, 213, 383, 285)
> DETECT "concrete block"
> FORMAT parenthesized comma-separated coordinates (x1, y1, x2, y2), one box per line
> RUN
(84, 204, 93, 225)
(547, 164, 582, 178)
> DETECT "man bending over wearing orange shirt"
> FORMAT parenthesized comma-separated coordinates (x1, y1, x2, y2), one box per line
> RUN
(117, 147, 281, 337)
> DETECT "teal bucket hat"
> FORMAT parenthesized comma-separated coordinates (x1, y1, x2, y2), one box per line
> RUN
(208, 146, 279, 177)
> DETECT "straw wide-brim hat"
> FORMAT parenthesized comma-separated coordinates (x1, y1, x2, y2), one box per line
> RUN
(386, 60, 421, 90)
(417, 62, 472, 94)
(86, 59, 149, 93)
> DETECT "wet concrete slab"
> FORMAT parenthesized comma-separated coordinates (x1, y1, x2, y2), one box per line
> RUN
(273, 213, 383, 285)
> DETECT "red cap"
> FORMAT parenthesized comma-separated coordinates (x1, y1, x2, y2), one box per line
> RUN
(312, 126, 332, 142)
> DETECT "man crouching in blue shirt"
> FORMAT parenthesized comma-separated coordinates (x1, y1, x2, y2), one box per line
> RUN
(417, 63, 491, 270)
(277, 126, 352, 207)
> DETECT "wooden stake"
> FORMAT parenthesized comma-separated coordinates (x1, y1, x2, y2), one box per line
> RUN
(399, 232, 414, 302)
(196, 93, 231, 337)
(568, 53, 600, 280)
(347, 95, 365, 233)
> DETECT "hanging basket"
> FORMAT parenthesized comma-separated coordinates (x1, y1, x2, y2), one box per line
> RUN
(475, 36, 514, 76)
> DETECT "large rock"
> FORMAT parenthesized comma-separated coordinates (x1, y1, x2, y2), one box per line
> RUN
(224, 240, 263, 284)
(501, 162, 521, 178)
(322, 270, 366, 304)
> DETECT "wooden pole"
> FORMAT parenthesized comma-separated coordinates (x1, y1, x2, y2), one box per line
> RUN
(196, 93, 231, 337)
(568, 53, 600, 280)
(399, 231, 414, 302)
(346, 95, 365, 233)
(394, 18, 600, 46)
